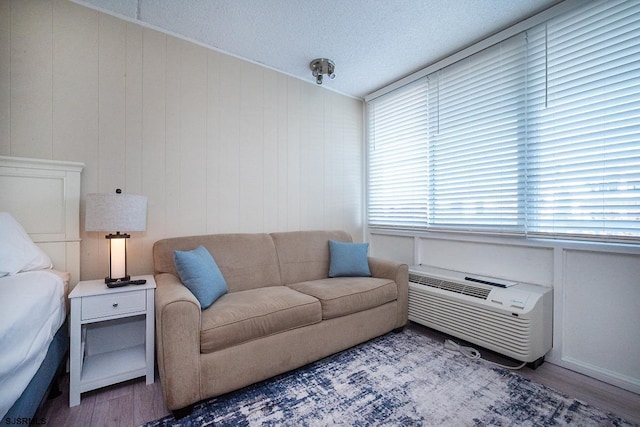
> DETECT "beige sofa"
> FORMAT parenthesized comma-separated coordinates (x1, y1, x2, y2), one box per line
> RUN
(153, 230, 408, 413)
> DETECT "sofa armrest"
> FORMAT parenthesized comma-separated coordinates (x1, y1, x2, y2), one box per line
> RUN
(155, 272, 202, 410)
(368, 257, 409, 328)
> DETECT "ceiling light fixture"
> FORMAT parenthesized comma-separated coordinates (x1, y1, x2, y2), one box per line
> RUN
(310, 58, 336, 85)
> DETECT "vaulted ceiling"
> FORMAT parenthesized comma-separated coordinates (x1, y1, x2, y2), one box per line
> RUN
(73, 0, 561, 99)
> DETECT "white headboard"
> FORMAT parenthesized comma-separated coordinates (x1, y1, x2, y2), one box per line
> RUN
(0, 156, 84, 287)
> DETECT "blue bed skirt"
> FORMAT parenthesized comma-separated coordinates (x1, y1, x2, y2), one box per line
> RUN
(4, 320, 69, 423)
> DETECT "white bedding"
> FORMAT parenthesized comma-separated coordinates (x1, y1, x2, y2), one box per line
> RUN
(0, 270, 66, 418)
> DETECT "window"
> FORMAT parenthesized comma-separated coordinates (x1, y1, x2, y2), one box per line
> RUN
(368, 79, 428, 228)
(366, 0, 640, 243)
(527, 0, 640, 240)
(427, 33, 528, 234)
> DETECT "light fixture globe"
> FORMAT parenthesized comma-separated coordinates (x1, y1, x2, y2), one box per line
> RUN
(310, 58, 336, 85)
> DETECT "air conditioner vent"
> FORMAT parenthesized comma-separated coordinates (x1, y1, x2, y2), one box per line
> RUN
(408, 267, 553, 363)
(409, 272, 491, 300)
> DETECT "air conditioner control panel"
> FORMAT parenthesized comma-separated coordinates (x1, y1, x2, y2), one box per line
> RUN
(490, 288, 530, 310)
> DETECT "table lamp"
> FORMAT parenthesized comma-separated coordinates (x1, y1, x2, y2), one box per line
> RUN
(85, 189, 147, 285)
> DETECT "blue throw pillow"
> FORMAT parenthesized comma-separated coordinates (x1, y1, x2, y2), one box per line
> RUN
(328, 240, 372, 278)
(174, 245, 228, 309)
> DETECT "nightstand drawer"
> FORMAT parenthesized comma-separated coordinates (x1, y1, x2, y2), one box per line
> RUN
(81, 290, 146, 320)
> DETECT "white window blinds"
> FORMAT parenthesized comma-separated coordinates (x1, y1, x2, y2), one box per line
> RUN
(427, 33, 528, 234)
(367, 79, 428, 228)
(526, 0, 640, 241)
(366, 0, 640, 243)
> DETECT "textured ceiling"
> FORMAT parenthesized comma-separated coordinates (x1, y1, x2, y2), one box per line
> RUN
(73, 0, 560, 99)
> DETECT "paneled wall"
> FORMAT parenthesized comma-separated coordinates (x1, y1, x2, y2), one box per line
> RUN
(370, 230, 640, 394)
(0, 0, 364, 280)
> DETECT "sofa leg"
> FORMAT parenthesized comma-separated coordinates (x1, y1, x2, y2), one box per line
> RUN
(172, 404, 194, 419)
(393, 326, 405, 333)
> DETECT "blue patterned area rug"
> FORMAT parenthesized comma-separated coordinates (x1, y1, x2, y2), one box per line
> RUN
(144, 329, 636, 426)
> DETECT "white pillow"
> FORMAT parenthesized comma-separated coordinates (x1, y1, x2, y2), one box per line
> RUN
(0, 212, 53, 277)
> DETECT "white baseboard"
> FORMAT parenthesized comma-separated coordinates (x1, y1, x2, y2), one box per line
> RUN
(551, 356, 640, 395)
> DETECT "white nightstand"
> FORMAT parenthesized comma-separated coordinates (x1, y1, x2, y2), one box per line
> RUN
(68, 275, 156, 407)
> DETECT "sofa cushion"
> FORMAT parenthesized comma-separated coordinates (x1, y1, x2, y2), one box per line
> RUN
(288, 277, 397, 320)
(328, 240, 371, 277)
(173, 245, 228, 309)
(270, 230, 352, 285)
(154, 233, 282, 292)
(200, 286, 322, 353)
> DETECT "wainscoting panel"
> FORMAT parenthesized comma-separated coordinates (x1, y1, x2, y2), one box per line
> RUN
(369, 233, 416, 265)
(562, 249, 640, 393)
(416, 236, 554, 287)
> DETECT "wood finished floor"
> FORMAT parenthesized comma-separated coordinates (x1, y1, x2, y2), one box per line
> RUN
(36, 322, 640, 426)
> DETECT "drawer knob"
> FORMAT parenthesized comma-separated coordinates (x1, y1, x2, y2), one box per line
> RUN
(113, 303, 118, 308)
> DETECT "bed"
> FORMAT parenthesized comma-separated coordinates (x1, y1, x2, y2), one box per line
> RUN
(0, 156, 84, 421)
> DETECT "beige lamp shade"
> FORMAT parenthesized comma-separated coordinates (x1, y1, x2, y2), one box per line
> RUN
(85, 192, 147, 232)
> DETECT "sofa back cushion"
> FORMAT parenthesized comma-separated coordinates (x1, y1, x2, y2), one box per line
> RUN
(154, 233, 281, 292)
(270, 230, 352, 285)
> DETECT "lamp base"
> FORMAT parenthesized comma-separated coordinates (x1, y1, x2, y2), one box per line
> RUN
(105, 275, 131, 285)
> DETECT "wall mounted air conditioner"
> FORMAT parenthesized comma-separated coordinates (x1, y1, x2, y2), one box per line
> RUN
(408, 265, 553, 364)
